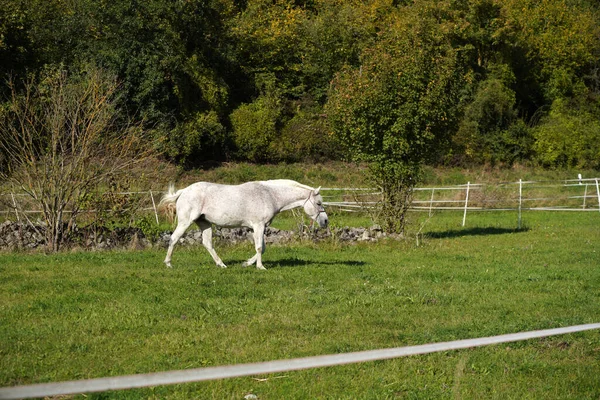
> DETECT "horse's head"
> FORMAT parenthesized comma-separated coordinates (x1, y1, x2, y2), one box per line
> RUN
(304, 187, 328, 228)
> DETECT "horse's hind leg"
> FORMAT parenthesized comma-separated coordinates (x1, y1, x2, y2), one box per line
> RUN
(197, 220, 227, 268)
(164, 216, 194, 268)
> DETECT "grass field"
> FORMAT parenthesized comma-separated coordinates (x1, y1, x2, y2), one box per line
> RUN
(1, 210, 600, 399)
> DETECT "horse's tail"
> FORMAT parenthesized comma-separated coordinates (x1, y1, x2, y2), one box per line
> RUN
(158, 183, 183, 220)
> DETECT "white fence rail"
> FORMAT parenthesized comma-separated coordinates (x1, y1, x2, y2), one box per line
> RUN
(322, 177, 600, 228)
(1, 178, 599, 228)
(1, 323, 599, 400)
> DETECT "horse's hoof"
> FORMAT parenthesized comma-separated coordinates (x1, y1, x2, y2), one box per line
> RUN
(256, 265, 267, 271)
(165, 263, 173, 268)
(217, 263, 227, 268)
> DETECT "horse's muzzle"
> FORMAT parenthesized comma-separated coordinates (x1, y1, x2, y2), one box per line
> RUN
(317, 213, 329, 228)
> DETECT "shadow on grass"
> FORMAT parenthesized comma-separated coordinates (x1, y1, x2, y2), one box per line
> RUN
(228, 258, 366, 269)
(274, 258, 366, 268)
(426, 226, 529, 240)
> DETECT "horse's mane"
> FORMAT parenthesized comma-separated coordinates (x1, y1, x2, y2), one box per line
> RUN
(262, 179, 314, 191)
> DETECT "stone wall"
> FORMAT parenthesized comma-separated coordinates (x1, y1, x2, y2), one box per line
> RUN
(0, 221, 390, 251)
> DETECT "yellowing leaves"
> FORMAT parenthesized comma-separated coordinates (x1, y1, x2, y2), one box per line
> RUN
(502, 0, 600, 72)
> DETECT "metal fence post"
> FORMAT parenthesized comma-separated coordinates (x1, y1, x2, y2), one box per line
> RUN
(149, 190, 159, 224)
(596, 178, 600, 213)
(462, 182, 470, 227)
(10, 192, 20, 222)
(518, 179, 523, 229)
(429, 188, 435, 217)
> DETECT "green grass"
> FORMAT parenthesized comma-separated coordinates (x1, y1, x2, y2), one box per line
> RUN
(1, 211, 600, 399)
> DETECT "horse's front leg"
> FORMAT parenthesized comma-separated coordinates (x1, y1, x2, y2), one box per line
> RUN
(243, 225, 266, 270)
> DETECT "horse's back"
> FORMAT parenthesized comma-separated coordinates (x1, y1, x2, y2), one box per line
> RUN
(178, 181, 277, 227)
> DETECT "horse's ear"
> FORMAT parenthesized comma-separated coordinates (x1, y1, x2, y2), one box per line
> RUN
(314, 186, 321, 195)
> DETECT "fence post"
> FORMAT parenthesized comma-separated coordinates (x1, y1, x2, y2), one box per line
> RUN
(596, 178, 600, 213)
(462, 182, 470, 227)
(583, 183, 588, 209)
(518, 179, 523, 229)
(149, 190, 159, 224)
(10, 192, 20, 222)
(429, 188, 435, 217)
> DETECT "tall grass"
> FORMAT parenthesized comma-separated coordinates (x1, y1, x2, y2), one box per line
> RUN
(1, 211, 599, 399)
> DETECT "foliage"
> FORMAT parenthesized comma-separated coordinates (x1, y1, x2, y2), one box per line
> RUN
(450, 0, 600, 164)
(296, 0, 382, 102)
(1, 212, 599, 398)
(230, 75, 284, 162)
(533, 97, 600, 169)
(165, 111, 226, 166)
(79, 175, 141, 234)
(2, 0, 600, 169)
(134, 215, 162, 243)
(326, 1, 469, 233)
(502, 0, 600, 103)
(0, 66, 150, 251)
(455, 64, 534, 165)
(0, 0, 234, 164)
(229, 0, 307, 96)
(276, 102, 339, 162)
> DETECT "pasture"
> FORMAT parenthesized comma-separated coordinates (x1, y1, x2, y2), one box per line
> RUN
(1, 210, 599, 399)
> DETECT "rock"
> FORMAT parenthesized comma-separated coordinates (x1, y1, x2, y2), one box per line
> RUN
(129, 232, 148, 250)
(0, 221, 400, 252)
(370, 224, 382, 232)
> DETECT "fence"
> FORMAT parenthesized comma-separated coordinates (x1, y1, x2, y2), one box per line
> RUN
(322, 177, 600, 228)
(0, 322, 598, 399)
(0, 190, 163, 224)
(1, 179, 599, 398)
(1, 178, 599, 228)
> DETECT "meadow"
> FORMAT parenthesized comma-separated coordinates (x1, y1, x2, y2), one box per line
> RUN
(1, 210, 599, 399)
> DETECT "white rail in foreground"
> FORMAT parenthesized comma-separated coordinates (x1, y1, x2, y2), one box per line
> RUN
(1, 323, 599, 400)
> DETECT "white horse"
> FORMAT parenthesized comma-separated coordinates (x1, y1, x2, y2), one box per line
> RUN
(158, 179, 328, 270)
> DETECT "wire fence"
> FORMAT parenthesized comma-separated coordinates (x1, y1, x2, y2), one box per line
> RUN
(1, 178, 599, 227)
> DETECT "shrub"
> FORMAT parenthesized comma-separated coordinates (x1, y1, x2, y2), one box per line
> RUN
(455, 66, 533, 165)
(166, 111, 226, 166)
(0, 66, 150, 251)
(230, 94, 282, 163)
(275, 104, 339, 162)
(534, 98, 600, 169)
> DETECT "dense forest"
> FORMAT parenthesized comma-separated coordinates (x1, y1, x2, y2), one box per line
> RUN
(1, 0, 600, 169)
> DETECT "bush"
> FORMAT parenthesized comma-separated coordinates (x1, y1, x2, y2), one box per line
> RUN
(275, 104, 339, 162)
(230, 94, 282, 163)
(455, 66, 533, 165)
(534, 98, 600, 169)
(166, 111, 226, 166)
(0, 66, 150, 251)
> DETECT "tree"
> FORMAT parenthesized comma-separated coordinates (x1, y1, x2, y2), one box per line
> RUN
(297, 0, 384, 102)
(229, 0, 307, 97)
(230, 74, 283, 162)
(327, 1, 468, 233)
(501, 0, 600, 104)
(454, 64, 533, 165)
(533, 97, 600, 169)
(0, 66, 150, 251)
